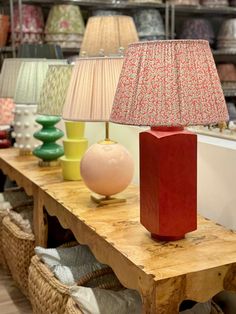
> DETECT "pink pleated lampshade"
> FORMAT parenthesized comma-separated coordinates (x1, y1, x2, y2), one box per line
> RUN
(63, 57, 124, 121)
(110, 40, 228, 126)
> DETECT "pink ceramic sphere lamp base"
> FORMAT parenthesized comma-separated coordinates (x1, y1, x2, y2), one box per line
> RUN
(80, 122, 134, 205)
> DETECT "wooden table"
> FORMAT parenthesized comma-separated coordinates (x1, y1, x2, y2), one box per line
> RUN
(1, 148, 236, 313)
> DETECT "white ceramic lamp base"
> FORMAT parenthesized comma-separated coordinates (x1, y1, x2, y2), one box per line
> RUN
(12, 104, 40, 155)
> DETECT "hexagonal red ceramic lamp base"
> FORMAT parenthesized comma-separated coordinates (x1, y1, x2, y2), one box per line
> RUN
(140, 126, 197, 241)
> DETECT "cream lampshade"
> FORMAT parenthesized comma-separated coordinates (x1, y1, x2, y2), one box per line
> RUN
(63, 57, 134, 204)
(13, 59, 67, 157)
(79, 16, 139, 57)
(110, 40, 228, 241)
(0, 58, 35, 98)
(0, 58, 28, 128)
(37, 64, 88, 179)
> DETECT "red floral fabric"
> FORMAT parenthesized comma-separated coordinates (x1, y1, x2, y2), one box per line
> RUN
(110, 40, 229, 126)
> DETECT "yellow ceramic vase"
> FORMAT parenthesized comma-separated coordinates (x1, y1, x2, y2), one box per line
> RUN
(61, 121, 88, 180)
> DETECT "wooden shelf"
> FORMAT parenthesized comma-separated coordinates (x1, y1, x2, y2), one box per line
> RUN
(1, 147, 236, 313)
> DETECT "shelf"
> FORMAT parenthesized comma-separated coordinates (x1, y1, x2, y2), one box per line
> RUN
(0, 46, 14, 52)
(0, 0, 166, 9)
(223, 89, 236, 97)
(173, 4, 236, 15)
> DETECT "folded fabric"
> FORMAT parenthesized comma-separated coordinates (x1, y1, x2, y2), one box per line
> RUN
(0, 193, 5, 202)
(180, 300, 212, 314)
(0, 201, 11, 211)
(70, 286, 142, 314)
(34, 244, 97, 269)
(53, 262, 108, 286)
(8, 207, 33, 234)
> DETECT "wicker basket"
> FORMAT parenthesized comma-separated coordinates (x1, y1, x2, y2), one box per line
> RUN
(65, 298, 82, 314)
(2, 215, 35, 297)
(0, 211, 9, 270)
(28, 245, 122, 314)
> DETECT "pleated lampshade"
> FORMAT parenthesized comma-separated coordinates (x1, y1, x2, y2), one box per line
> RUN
(110, 40, 229, 126)
(14, 59, 67, 104)
(79, 16, 139, 57)
(0, 58, 38, 98)
(37, 64, 73, 116)
(63, 57, 124, 121)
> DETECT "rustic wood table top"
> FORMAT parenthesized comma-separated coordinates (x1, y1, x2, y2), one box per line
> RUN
(1, 148, 236, 314)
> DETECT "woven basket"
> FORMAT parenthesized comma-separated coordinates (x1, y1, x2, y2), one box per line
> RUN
(28, 245, 122, 314)
(2, 215, 35, 297)
(0, 211, 9, 270)
(65, 298, 82, 314)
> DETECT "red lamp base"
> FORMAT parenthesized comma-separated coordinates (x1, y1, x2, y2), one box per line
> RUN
(140, 126, 197, 241)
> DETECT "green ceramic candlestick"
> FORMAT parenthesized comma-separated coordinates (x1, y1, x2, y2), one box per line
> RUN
(33, 115, 64, 166)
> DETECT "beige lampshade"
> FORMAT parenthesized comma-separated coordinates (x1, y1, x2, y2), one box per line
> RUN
(37, 64, 73, 116)
(79, 16, 139, 57)
(0, 58, 42, 98)
(14, 59, 67, 104)
(63, 57, 123, 121)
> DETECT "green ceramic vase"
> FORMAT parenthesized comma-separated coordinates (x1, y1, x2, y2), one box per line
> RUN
(33, 115, 64, 161)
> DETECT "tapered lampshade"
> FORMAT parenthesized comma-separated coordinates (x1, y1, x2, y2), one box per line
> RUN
(37, 64, 89, 180)
(63, 57, 124, 121)
(14, 59, 67, 104)
(45, 4, 85, 48)
(63, 57, 134, 204)
(79, 16, 139, 57)
(110, 40, 228, 241)
(111, 40, 228, 126)
(0, 58, 35, 98)
(37, 64, 73, 116)
(12, 59, 67, 155)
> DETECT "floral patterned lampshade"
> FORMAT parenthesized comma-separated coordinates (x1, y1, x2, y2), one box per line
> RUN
(13, 4, 44, 45)
(14, 59, 67, 105)
(217, 19, 236, 51)
(179, 18, 214, 45)
(63, 57, 124, 122)
(45, 5, 84, 35)
(37, 65, 73, 116)
(110, 40, 228, 126)
(133, 9, 165, 40)
(217, 64, 236, 82)
(79, 16, 138, 57)
(45, 5, 85, 49)
(0, 98, 15, 125)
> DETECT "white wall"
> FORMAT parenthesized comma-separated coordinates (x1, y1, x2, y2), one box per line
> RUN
(197, 135, 236, 231)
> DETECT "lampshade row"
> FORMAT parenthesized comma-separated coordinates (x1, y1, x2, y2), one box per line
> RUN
(37, 65, 73, 116)
(79, 16, 138, 57)
(110, 40, 228, 126)
(14, 59, 67, 104)
(63, 57, 124, 122)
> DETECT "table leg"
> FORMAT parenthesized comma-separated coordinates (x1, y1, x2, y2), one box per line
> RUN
(33, 188, 48, 247)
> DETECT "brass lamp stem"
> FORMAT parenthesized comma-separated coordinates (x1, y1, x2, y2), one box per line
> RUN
(98, 122, 116, 145)
(105, 122, 110, 141)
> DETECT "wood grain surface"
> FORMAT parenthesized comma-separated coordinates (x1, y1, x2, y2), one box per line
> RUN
(1, 148, 236, 313)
